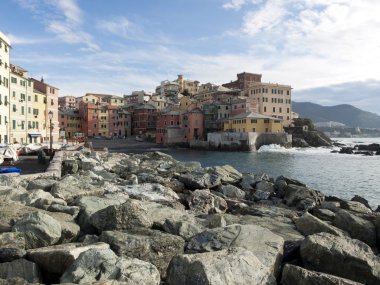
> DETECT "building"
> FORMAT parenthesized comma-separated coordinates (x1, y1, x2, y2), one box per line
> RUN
(230, 97, 257, 117)
(222, 72, 262, 91)
(147, 95, 169, 110)
(59, 109, 82, 139)
(132, 103, 157, 138)
(224, 112, 283, 133)
(155, 80, 179, 97)
(108, 105, 131, 137)
(124, 91, 152, 105)
(247, 82, 292, 126)
(59, 96, 76, 109)
(8, 64, 32, 143)
(31, 78, 59, 143)
(0, 32, 11, 144)
(174, 75, 199, 95)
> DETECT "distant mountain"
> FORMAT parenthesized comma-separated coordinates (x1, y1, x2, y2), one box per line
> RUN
(292, 102, 380, 128)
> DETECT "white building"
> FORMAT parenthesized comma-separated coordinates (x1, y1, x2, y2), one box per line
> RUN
(0, 32, 11, 144)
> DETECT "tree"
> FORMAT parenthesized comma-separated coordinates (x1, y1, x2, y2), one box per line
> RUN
(293, 118, 314, 130)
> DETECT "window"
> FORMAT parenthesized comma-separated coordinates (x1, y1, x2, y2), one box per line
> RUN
(12, 120, 16, 129)
(43, 97, 47, 104)
(21, 121, 25, 130)
(264, 119, 270, 123)
(264, 106, 267, 112)
(251, 119, 257, 123)
(12, 104, 16, 112)
(21, 93, 25, 101)
(287, 108, 290, 113)
(273, 107, 275, 113)
(11, 77, 17, 84)
(252, 128, 256, 132)
(287, 90, 290, 95)
(28, 96, 31, 102)
(279, 107, 282, 113)
(28, 107, 31, 114)
(21, 106, 24, 115)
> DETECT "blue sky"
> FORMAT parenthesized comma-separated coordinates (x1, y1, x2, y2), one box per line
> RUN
(1, 0, 380, 114)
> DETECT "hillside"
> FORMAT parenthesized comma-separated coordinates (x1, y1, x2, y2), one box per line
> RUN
(292, 102, 380, 128)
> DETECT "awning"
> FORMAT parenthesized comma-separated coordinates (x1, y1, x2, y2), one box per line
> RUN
(28, 134, 42, 138)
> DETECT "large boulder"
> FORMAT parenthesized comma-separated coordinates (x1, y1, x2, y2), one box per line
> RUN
(162, 218, 204, 241)
(100, 229, 185, 278)
(295, 212, 345, 237)
(26, 242, 110, 274)
(333, 209, 376, 247)
(12, 211, 62, 249)
(216, 184, 246, 200)
(300, 232, 380, 285)
(26, 178, 56, 192)
(186, 189, 228, 214)
(73, 195, 129, 234)
(89, 199, 152, 232)
(118, 183, 179, 203)
(0, 259, 41, 283)
(0, 232, 26, 262)
(48, 211, 80, 244)
(50, 175, 105, 203)
(186, 224, 284, 276)
(178, 171, 221, 189)
(340, 200, 372, 215)
(281, 264, 363, 285)
(166, 247, 276, 285)
(60, 248, 160, 285)
(283, 184, 324, 210)
(206, 165, 242, 184)
(20, 189, 66, 209)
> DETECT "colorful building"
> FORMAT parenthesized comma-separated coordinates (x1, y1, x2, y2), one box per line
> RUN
(132, 103, 157, 137)
(174, 74, 199, 95)
(224, 112, 283, 133)
(59, 109, 82, 139)
(222, 72, 262, 91)
(59, 96, 76, 109)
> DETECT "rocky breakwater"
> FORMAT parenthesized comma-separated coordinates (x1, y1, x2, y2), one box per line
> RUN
(1, 150, 380, 284)
(338, 143, 380, 156)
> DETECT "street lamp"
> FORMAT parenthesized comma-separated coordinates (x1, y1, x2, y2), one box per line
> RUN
(5, 121, 8, 145)
(48, 111, 53, 159)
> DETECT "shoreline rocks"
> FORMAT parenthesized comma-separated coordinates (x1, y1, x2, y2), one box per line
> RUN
(0, 149, 379, 284)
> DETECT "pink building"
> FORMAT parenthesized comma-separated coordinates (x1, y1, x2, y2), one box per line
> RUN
(231, 97, 257, 117)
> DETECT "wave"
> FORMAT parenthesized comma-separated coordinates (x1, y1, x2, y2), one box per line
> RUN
(257, 144, 339, 155)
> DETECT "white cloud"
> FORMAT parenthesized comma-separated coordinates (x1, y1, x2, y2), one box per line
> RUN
(15, 0, 99, 51)
(223, 0, 248, 10)
(7, 34, 48, 45)
(98, 17, 131, 37)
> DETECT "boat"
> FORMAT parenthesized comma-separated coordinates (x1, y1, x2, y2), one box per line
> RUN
(1, 145, 19, 163)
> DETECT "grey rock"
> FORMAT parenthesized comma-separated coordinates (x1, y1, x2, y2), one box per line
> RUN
(26, 242, 109, 274)
(20, 189, 66, 209)
(167, 247, 276, 285)
(333, 209, 376, 247)
(249, 189, 272, 201)
(204, 214, 227, 228)
(0, 232, 26, 262)
(255, 180, 275, 193)
(79, 158, 99, 171)
(178, 171, 221, 189)
(73, 195, 129, 234)
(47, 204, 80, 217)
(60, 248, 160, 285)
(100, 228, 185, 278)
(300, 232, 380, 285)
(340, 200, 372, 214)
(172, 161, 202, 173)
(295, 212, 345, 237)
(284, 184, 324, 210)
(12, 211, 61, 249)
(89, 199, 152, 232)
(48, 211, 80, 244)
(312, 208, 336, 222)
(187, 224, 284, 275)
(321, 201, 341, 212)
(351, 195, 372, 210)
(274, 179, 287, 198)
(26, 178, 56, 191)
(0, 259, 41, 283)
(187, 189, 228, 214)
(206, 165, 243, 184)
(119, 183, 179, 203)
(62, 159, 79, 175)
(162, 219, 204, 241)
(216, 184, 246, 199)
(281, 264, 364, 285)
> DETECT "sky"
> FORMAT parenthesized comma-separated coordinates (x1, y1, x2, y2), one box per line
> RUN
(1, 0, 380, 114)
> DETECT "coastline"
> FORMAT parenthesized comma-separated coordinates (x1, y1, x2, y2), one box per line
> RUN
(0, 148, 379, 284)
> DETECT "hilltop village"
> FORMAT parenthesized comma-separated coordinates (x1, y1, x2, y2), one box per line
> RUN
(1, 32, 295, 150)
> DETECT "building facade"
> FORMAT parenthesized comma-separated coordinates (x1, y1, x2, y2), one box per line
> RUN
(0, 32, 11, 144)
(59, 109, 82, 139)
(59, 96, 76, 109)
(174, 74, 199, 95)
(224, 112, 283, 133)
(222, 72, 262, 90)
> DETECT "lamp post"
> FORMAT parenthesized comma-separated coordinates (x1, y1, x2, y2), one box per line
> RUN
(5, 120, 8, 145)
(48, 111, 53, 159)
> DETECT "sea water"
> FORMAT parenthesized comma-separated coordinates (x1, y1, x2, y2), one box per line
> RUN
(159, 138, 380, 207)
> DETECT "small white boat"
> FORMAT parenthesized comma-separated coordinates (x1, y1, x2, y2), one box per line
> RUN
(2, 145, 19, 162)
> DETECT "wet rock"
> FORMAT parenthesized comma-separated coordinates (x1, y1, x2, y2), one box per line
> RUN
(12, 211, 61, 249)
(26, 242, 109, 274)
(216, 184, 246, 199)
(167, 247, 276, 285)
(294, 212, 345, 237)
(0, 232, 26, 262)
(26, 178, 56, 192)
(186, 224, 284, 275)
(281, 264, 363, 285)
(333, 209, 376, 247)
(100, 228, 185, 278)
(89, 199, 152, 232)
(0, 259, 41, 283)
(300, 232, 380, 285)
(187, 189, 228, 214)
(60, 248, 160, 285)
(283, 184, 324, 210)
(340, 200, 372, 214)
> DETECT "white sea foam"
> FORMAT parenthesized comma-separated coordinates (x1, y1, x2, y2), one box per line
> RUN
(257, 144, 339, 155)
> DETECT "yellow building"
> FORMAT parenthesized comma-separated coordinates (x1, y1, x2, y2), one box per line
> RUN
(98, 105, 109, 137)
(174, 75, 199, 96)
(224, 112, 283, 133)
